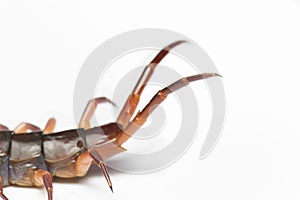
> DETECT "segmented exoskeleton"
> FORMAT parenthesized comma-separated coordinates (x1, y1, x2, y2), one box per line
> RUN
(0, 40, 221, 200)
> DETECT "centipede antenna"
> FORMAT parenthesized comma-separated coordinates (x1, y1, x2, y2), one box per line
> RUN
(116, 73, 222, 145)
(89, 149, 114, 193)
(116, 40, 188, 128)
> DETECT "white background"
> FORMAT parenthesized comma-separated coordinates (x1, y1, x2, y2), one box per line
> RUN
(0, 0, 300, 199)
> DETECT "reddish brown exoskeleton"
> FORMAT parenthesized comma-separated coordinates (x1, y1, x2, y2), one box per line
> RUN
(0, 40, 221, 200)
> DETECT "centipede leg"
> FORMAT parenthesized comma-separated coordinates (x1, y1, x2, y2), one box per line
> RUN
(43, 118, 56, 134)
(34, 170, 53, 200)
(79, 97, 116, 129)
(88, 149, 113, 193)
(0, 176, 8, 200)
(116, 73, 221, 145)
(14, 122, 41, 134)
(75, 151, 113, 193)
(75, 151, 93, 177)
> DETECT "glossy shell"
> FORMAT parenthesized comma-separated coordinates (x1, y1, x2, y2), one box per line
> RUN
(9, 132, 47, 186)
(0, 123, 124, 186)
(0, 131, 11, 186)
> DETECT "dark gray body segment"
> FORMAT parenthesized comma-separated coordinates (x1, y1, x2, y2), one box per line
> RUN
(9, 132, 47, 186)
(43, 129, 85, 177)
(84, 123, 119, 148)
(42, 125, 119, 177)
(0, 123, 123, 184)
(83, 123, 124, 160)
(0, 131, 11, 186)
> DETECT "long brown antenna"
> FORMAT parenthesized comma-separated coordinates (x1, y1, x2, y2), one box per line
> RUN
(116, 40, 188, 128)
(116, 73, 222, 145)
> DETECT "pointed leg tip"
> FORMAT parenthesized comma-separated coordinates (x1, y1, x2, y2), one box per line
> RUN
(0, 193, 9, 200)
(178, 40, 188, 44)
(89, 150, 114, 194)
(167, 40, 189, 50)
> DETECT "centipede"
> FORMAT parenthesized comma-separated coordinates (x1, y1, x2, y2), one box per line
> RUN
(0, 40, 221, 200)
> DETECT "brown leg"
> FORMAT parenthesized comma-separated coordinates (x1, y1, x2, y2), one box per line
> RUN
(79, 97, 116, 129)
(116, 40, 187, 128)
(75, 150, 113, 193)
(75, 151, 93, 177)
(0, 176, 8, 200)
(14, 122, 41, 134)
(116, 73, 221, 145)
(34, 170, 53, 200)
(88, 149, 113, 193)
(0, 124, 9, 131)
(43, 118, 56, 134)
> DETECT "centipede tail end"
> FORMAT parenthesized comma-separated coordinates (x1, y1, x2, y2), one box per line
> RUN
(0, 40, 222, 199)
